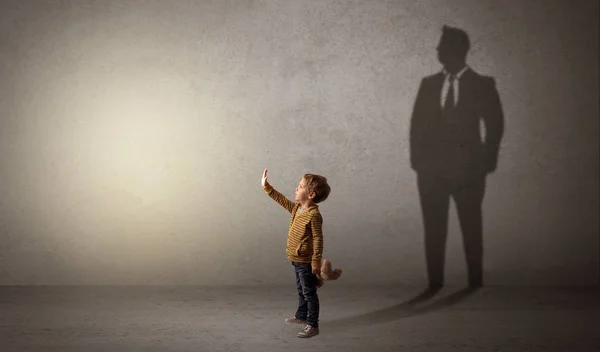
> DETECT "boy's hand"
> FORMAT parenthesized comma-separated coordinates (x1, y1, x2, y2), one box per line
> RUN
(312, 265, 321, 275)
(261, 168, 269, 187)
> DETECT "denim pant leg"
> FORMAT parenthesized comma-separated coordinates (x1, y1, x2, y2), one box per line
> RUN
(293, 262, 319, 328)
(294, 263, 308, 320)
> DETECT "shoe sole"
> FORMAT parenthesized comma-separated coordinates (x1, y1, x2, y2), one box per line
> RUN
(297, 332, 319, 338)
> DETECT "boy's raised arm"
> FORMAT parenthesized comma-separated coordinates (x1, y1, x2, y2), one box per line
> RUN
(261, 169, 295, 213)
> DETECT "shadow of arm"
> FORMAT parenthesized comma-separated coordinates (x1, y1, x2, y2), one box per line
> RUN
(481, 78, 505, 173)
(409, 79, 429, 172)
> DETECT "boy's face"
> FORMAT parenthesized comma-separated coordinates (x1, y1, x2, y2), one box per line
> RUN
(295, 177, 313, 203)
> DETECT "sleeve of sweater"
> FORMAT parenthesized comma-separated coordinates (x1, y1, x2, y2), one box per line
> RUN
(262, 183, 295, 214)
(310, 213, 324, 267)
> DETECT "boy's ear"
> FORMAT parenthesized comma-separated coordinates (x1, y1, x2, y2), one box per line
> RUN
(308, 191, 316, 199)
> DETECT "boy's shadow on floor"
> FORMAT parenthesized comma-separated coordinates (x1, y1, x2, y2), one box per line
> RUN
(324, 286, 480, 332)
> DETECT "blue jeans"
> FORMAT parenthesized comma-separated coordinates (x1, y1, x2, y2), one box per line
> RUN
(292, 261, 319, 328)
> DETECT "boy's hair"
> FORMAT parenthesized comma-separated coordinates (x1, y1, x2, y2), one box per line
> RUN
(303, 174, 331, 204)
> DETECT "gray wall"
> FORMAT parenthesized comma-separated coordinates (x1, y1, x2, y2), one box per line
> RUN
(0, 0, 598, 286)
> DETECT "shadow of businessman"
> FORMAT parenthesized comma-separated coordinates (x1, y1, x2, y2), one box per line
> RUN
(409, 25, 505, 289)
(324, 286, 480, 332)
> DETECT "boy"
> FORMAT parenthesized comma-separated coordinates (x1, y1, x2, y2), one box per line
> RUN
(261, 168, 331, 338)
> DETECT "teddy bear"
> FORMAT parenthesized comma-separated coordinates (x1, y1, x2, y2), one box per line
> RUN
(315, 258, 343, 288)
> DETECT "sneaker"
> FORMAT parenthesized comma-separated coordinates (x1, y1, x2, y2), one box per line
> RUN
(297, 324, 319, 338)
(285, 316, 306, 325)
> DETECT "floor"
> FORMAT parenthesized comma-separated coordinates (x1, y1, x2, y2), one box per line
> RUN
(1, 284, 599, 352)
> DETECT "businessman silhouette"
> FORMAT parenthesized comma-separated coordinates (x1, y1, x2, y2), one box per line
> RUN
(410, 26, 504, 289)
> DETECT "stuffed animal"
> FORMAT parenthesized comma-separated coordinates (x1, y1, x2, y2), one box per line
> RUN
(315, 258, 342, 288)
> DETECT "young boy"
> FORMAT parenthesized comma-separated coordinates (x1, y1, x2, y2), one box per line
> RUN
(261, 168, 331, 338)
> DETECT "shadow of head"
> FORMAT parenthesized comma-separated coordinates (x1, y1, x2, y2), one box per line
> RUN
(437, 25, 470, 68)
(324, 286, 480, 332)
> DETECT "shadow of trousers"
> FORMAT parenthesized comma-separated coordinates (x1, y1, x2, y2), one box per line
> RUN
(323, 286, 480, 333)
(417, 171, 486, 287)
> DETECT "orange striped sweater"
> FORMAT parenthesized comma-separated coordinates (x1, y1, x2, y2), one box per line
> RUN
(263, 183, 323, 267)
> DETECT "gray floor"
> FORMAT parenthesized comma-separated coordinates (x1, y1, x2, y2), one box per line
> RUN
(1, 284, 599, 352)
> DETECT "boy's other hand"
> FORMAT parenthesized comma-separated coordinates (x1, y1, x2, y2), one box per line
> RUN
(312, 265, 321, 275)
(261, 168, 269, 187)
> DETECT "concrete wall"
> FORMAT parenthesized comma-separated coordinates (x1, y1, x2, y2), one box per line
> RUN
(0, 0, 597, 285)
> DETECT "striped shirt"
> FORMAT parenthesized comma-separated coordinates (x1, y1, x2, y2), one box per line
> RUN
(263, 183, 323, 267)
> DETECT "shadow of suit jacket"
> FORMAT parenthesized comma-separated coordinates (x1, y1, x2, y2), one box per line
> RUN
(410, 68, 504, 176)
